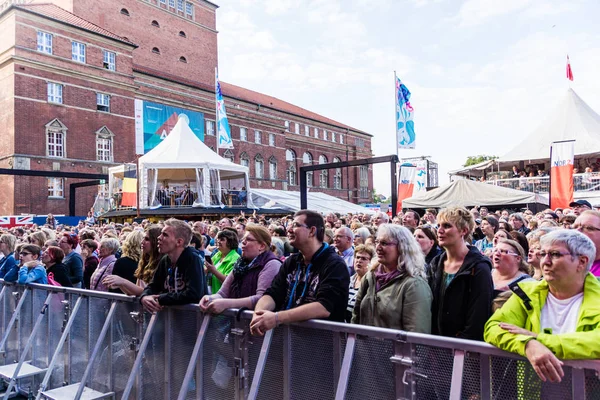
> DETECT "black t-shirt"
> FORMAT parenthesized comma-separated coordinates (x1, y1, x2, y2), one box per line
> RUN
(109, 256, 138, 294)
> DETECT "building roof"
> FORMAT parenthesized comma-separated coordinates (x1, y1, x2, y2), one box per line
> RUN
(13, 3, 136, 46)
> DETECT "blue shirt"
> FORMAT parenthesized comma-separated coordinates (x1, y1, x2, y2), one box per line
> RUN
(18, 264, 48, 284)
(0, 253, 18, 282)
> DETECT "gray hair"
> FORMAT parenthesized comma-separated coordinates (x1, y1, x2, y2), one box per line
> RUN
(336, 227, 354, 241)
(374, 212, 389, 223)
(540, 229, 596, 271)
(354, 227, 371, 243)
(99, 237, 120, 255)
(376, 224, 426, 279)
(510, 212, 526, 224)
(270, 237, 285, 258)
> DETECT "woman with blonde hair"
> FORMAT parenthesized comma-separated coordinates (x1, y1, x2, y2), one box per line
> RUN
(28, 231, 47, 248)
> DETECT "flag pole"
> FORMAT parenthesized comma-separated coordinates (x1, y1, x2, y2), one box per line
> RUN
(215, 67, 219, 155)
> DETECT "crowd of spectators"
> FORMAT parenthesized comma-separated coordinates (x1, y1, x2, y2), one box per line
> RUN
(1, 200, 599, 383)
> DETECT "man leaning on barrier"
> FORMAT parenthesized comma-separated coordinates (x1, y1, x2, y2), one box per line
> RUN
(250, 210, 350, 336)
(140, 218, 207, 313)
(484, 229, 600, 383)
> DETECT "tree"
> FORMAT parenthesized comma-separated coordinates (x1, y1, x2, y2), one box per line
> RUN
(463, 155, 498, 167)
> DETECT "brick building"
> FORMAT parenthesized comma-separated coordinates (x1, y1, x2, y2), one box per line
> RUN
(0, 0, 373, 216)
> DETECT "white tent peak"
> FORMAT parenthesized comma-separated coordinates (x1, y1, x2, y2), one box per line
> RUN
(498, 89, 600, 164)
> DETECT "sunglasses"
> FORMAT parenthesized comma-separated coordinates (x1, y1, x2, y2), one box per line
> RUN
(20, 252, 32, 256)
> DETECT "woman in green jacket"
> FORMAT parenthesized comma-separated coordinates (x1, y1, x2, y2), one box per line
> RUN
(351, 224, 432, 333)
(207, 229, 240, 293)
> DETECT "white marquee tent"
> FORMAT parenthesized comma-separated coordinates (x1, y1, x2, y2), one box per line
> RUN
(250, 189, 376, 215)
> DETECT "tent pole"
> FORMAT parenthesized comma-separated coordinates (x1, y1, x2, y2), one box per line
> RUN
(136, 156, 141, 218)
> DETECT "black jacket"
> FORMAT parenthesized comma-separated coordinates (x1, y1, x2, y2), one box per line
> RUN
(141, 247, 207, 306)
(428, 246, 493, 341)
(265, 243, 349, 322)
(47, 262, 73, 287)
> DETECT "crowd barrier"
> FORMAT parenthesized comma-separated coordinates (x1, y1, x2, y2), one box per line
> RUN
(0, 281, 598, 400)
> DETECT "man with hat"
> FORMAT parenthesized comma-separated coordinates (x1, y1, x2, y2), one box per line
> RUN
(570, 200, 592, 216)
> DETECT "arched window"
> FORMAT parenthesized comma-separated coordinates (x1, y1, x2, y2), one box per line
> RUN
(120, 8, 130, 16)
(302, 152, 312, 164)
(152, 47, 160, 54)
(151, 20, 160, 27)
(286, 149, 296, 161)
(287, 165, 296, 186)
(179, 56, 187, 63)
(269, 156, 277, 180)
(179, 31, 187, 38)
(255, 154, 264, 179)
(333, 157, 342, 189)
(240, 152, 249, 168)
(319, 155, 328, 188)
(223, 149, 234, 163)
(45, 118, 67, 158)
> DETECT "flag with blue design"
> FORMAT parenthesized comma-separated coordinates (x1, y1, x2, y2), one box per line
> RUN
(395, 75, 415, 150)
(215, 70, 233, 149)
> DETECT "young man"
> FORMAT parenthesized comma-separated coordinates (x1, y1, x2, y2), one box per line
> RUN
(140, 218, 207, 312)
(250, 210, 349, 336)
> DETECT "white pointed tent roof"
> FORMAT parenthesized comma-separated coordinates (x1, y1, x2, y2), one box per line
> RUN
(138, 115, 248, 180)
(498, 89, 600, 163)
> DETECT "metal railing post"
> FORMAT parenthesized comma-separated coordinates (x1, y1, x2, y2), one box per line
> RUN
(282, 325, 291, 400)
(0, 288, 28, 354)
(247, 329, 273, 400)
(176, 314, 211, 400)
(449, 349, 465, 400)
(571, 368, 586, 399)
(121, 313, 159, 400)
(479, 353, 491, 400)
(334, 333, 355, 400)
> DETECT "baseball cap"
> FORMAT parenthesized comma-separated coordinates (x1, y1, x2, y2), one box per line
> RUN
(569, 200, 592, 209)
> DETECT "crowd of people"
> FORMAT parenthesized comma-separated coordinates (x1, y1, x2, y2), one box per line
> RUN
(0, 200, 599, 384)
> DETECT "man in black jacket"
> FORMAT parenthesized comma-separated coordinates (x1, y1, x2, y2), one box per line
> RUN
(140, 218, 207, 312)
(250, 210, 349, 335)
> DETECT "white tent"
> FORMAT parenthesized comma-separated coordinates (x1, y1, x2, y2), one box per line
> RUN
(498, 89, 600, 164)
(137, 114, 251, 208)
(251, 189, 376, 215)
(402, 179, 548, 209)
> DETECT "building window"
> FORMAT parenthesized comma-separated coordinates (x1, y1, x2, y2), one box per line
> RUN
(240, 152, 249, 168)
(37, 31, 52, 54)
(286, 149, 296, 161)
(151, 20, 160, 27)
(168, 0, 175, 7)
(294, 123, 300, 134)
(240, 127, 247, 141)
(356, 138, 364, 148)
(306, 171, 313, 187)
(331, 131, 336, 142)
(359, 165, 368, 198)
(269, 157, 277, 180)
(48, 178, 64, 198)
(152, 47, 161, 54)
(206, 120, 215, 136)
(323, 130, 328, 141)
(47, 82, 63, 104)
(103, 50, 116, 71)
(268, 133, 275, 147)
(255, 155, 264, 178)
(287, 165, 297, 186)
(179, 31, 187, 38)
(179, 56, 187, 63)
(159, 0, 166, 5)
(185, 1, 193, 15)
(333, 157, 342, 189)
(302, 152, 312, 164)
(319, 155, 328, 188)
(96, 93, 110, 112)
(340, 135, 344, 145)
(223, 149, 234, 163)
(254, 130, 261, 144)
(177, 0, 184, 12)
(304, 125, 309, 136)
(284, 121, 290, 131)
(45, 118, 67, 158)
(120, 8, 130, 16)
(71, 41, 85, 63)
(314, 127, 319, 139)
(96, 126, 114, 162)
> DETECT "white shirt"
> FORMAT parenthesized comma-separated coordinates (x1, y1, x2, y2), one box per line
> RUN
(540, 292, 584, 334)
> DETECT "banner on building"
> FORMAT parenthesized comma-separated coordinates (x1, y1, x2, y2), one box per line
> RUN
(397, 163, 416, 212)
(216, 69, 233, 149)
(395, 74, 415, 150)
(413, 160, 428, 195)
(120, 165, 137, 207)
(134, 99, 205, 154)
(550, 140, 575, 209)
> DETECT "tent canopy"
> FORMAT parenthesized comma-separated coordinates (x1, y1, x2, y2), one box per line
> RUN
(402, 179, 548, 209)
(498, 89, 600, 164)
(448, 159, 497, 178)
(251, 189, 376, 215)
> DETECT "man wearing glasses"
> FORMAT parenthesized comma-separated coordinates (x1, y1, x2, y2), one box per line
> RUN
(250, 210, 349, 336)
(485, 229, 600, 384)
(569, 199, 592, 216)
(572, 210, 600, 277)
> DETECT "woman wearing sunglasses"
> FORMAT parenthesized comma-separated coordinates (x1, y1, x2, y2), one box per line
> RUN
(17, 244, 47, 284)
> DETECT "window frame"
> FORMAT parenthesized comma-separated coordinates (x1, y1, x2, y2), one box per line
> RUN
(96, 93, 110, 112)
(239, 127, 247, 141)
(254, 130, 262, 144)
(47, 177, 65, 198)
(268, 133, 275, 147)
(47, 82, 63, 104)
(102, 50, 116, 71)
(185, 1, 194, 15)
(177, 0, 184, 12)
(269, 157, 277, 180)
(71, 41, 86, 63)
(37, 31, 52, 54)
(46, 120, 67, 159)
(206, 120, 215, 136)
(254, 155, 264, 179)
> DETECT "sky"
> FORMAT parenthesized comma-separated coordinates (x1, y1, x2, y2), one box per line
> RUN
(214, 0, 600, 197)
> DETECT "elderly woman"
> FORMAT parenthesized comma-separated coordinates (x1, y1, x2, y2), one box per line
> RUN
(89, 238, 120, 292)
(526, 228, 556, 281)
(199, 225, 282, 313)
(103, 225, 162, 296)
(353, 227, 371, 246)
(102, 230, 143, 294)
(413, 225, 442, 266)
(206, 229, 240, 294)
(492, 239, 534, 297)
(485, 230, 600, 383)
(352, 225, 432, 332)
(58, 233, 83, 288)
(346, 244, 375, 322)
(17, 244, 47, 284)
(0, 233, 19, 282)
(41, 246, 72, 287)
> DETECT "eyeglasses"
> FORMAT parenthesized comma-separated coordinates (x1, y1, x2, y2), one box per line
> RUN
(492, 248, 519, 256)
(20, 252, 32, 256)
(291, 222, 310, 229)
(573, 225, 600, 233)
(242, 237, 258, 244)
(355, 255, 371, 261)
(539, 251, 572, 260)
(375, 240, 398, 247)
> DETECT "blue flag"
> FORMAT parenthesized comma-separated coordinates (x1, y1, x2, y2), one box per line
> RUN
(216, 70, 233, 149)
(395, 75, 415, 150)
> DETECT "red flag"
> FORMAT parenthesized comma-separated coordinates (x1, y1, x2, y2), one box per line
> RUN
(550, 141, 574, 209)
(566, 55, 574, 81)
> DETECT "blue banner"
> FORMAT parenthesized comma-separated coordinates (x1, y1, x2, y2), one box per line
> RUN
(216, 70, 233, 149)
(395, 76, 415, 150)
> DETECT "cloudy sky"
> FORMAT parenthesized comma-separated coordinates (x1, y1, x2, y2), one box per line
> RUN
(214, 0, 600, 196)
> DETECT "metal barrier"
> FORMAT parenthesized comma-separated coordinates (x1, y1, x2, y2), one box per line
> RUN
(0, 282, 599, 400)
(487, 172, 600, 194)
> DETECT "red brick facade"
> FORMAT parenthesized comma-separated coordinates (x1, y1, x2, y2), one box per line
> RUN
(0, 0, 373, 216)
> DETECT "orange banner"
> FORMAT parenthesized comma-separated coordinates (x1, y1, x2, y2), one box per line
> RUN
(397, 164, 416, 212)
(550, 141, 575, 209)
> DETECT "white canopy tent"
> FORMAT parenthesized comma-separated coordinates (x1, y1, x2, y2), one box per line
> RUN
(498, 89, 600, 165)
(251, 189, 376, 215)
(402, 179, 548, 209)
(136, 114, 252, 208)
